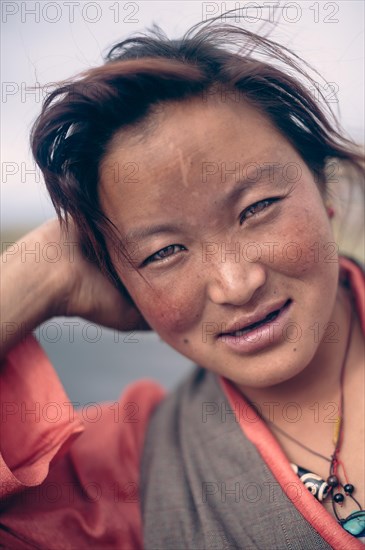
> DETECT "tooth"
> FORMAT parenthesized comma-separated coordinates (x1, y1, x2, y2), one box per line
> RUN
(223, 307, 282, 338)
(230, 311, 279, 336)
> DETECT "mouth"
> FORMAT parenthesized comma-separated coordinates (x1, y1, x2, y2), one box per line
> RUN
(219, 299, 292, 337)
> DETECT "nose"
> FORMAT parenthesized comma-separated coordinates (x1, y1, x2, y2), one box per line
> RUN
(205, 247, 267, 306)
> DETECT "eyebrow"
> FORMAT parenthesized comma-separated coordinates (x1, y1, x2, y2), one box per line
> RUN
(123, 223, 181, 244)
(223, 163, 285, 204)
(123, 163, 286, 243)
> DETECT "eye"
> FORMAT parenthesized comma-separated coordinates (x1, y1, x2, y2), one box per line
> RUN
(143, 244, 186, 266)
(239, 197, 282, 225)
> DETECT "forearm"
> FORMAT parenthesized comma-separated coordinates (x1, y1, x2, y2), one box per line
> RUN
(0, 227, 66, 360)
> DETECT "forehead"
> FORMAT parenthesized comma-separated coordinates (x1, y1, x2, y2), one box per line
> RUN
(101, 96, 281, 170)
(98, 97, 293, 225)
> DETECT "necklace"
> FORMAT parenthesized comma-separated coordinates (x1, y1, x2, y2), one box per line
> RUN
(259, 309, 365, 538)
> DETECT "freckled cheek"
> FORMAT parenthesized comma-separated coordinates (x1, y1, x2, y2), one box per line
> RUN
(263, 209, 334, 277)
(125, 279, 203, 336)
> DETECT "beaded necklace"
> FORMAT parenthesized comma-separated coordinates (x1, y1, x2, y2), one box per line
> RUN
(262, 309, 365, 538)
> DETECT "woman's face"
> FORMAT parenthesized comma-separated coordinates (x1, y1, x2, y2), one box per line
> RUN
(99, 96, 339, 388)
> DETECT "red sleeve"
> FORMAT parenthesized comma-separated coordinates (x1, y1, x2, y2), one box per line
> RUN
(0, 334, 166, 549)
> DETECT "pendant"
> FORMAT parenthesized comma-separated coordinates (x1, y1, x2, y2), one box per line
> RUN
(341, 511, 365, 537)
(292, 464, 365, 538)
(291, 464, 330, 502)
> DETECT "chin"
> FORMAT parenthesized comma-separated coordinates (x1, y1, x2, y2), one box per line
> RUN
(222, 341, 317, 390)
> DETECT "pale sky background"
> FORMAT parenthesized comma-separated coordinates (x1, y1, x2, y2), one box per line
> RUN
(1, 0, 364, 231)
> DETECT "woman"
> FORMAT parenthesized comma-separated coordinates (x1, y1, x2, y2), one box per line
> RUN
(1, 15, 364, 549)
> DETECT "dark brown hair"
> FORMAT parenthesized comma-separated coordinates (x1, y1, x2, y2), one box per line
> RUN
(30, 14, 364, 288)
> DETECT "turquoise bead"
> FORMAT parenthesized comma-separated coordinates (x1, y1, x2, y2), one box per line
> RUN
(342, 511, 365, 536)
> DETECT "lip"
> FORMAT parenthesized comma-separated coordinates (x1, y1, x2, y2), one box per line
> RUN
(218, 299, 292, 336)
(217, 299, 293, 354)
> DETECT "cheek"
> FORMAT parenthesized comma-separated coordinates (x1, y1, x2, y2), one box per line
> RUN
(125, 277, 203, 336)
(109, 243, 203, 336)
(266, 203, 335, 277)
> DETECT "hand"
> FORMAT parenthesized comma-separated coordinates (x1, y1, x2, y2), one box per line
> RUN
(44, 218, 150, 332)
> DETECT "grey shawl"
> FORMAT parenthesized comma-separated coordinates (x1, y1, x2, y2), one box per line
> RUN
(140, 367, 333, 549)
